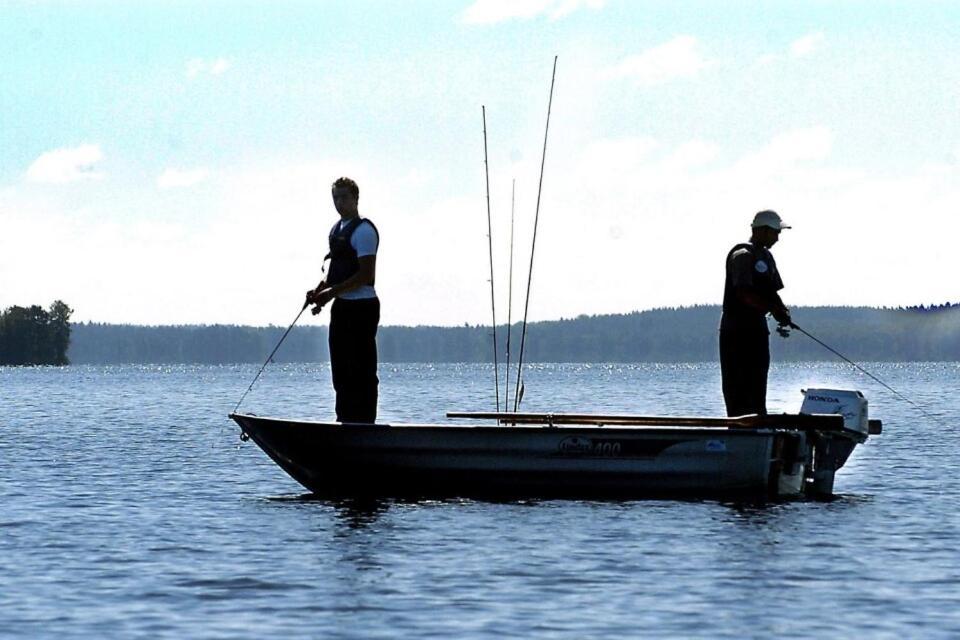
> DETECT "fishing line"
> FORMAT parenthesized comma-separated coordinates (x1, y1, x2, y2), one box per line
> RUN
(790, 321, 933, 419)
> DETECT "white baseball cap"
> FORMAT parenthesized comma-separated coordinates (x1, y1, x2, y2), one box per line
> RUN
(751, 210, 791, 230)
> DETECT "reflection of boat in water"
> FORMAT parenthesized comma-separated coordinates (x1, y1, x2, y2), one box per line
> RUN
(230, 388, 880, 500)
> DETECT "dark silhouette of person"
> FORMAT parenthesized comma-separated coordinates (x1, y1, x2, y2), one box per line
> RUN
(306, 177, 380, 423)
(719, 210, 792, 417)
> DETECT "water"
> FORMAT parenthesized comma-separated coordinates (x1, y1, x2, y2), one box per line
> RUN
(1, 362, 958, 638)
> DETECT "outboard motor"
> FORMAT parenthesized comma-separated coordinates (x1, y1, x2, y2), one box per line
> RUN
(799, 388, 876, 496)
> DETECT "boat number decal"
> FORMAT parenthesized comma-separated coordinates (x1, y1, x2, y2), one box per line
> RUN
(558, 437, 691, 458)
(594, 441, 622, 456)
(705, 439, 727, 452)
(558, 436, 621, 456)
(558, 436, 594, 454)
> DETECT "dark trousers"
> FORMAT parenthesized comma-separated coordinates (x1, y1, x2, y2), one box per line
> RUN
(719, 329, 770, 417)
(329, 297, 380, 423)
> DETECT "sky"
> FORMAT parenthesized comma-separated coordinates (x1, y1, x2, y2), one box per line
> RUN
(2, 0, 959, 327)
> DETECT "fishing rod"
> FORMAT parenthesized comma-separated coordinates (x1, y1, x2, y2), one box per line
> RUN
(514, 55, 558, 412)
(233, 257, 329, 414)
(232, 302, 308, 414)
(504, 178, 515, 410)
(789, 321, 933, 419)
(482, 105, 500, 412)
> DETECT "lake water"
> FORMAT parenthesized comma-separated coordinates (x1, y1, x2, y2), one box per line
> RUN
(1, 362, 958, 638)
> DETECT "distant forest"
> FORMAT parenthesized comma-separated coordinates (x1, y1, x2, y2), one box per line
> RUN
(0, 301, 73, 365)
(67, 304, 960, 364)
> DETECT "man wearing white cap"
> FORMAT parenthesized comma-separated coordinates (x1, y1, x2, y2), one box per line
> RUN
(719, 210, 792, 417)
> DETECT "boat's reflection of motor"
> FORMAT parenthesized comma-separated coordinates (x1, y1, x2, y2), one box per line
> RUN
(230, 387, 880, 501)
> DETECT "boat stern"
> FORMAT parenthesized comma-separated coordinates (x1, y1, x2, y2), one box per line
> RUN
(799, 388, 880, 496)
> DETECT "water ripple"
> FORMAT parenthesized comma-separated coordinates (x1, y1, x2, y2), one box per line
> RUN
(0, 363, 958, 638)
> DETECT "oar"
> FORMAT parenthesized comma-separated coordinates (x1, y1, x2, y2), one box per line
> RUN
(446, 410, 860, 432)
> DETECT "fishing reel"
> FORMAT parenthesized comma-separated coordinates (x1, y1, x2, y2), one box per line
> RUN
(776, 323, 791, 338)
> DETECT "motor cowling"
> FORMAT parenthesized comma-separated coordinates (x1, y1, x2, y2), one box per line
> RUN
(799, 388, 872, 497)
(800, 388, 869, 437)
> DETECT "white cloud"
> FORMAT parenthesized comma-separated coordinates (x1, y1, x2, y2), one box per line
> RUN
(461, 0, 604, 25)
(26, 144, 104, 184)
(186, 57, 231, 78)
(157, 168, 210, 189)
(731, 126, 833, 177)
(753, 32, 826, 67)
(606, 36, 711, 86)
(790, 31, 825, 58)
(665, 139, 720, 169)
(6, 134, 958, 327)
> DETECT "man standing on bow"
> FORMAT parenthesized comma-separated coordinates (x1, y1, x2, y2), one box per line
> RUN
(719, 210, 792, 417)
(306, 177, 380, 423)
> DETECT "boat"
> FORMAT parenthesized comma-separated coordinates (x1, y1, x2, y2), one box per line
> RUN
(229, 388, 880, 500)
(231, 65, 884, 501)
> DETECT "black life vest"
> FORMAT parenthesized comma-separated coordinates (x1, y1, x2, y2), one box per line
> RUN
(326, 217, 378, 287)
(721, 242, 782, 334)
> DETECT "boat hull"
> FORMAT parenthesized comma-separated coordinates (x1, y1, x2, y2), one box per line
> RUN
(231, 414, 802, 499)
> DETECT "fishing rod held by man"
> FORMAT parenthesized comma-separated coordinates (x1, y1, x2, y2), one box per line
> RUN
(788, 320, 932, 419)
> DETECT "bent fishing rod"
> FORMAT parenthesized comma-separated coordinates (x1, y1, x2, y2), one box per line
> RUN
(789, 321, 933, 419)
(514, 55, 558, 412)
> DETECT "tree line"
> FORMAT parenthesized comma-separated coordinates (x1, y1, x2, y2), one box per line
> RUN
(66, 304, 960, 364)
(0, 301, 73, 365)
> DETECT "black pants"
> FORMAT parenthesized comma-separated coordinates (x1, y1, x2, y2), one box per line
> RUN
(329, 297, 380, 423)
(719, 329, 770, 417)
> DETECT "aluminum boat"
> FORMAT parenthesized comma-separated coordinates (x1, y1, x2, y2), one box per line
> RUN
(230, 388, 879, 499)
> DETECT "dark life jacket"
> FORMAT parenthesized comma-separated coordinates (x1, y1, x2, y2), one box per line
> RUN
(326, 217, 378, 287)
(720, 242, 783, 334)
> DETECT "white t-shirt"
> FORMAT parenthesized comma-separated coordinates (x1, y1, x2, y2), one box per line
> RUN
(337, 218, 378, 300)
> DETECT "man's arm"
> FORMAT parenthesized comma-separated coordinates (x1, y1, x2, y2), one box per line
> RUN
(730, 251, 790, 324)
(305, 278, 327, 307)
(736, 288, 790, 324)
(311, 256, 376, 313)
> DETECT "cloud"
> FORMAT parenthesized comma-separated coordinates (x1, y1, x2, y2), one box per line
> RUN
(790, 31, 825, 58)
(26, 144, 104, 184)
(186, 57, 231, 78)
(731, 126, 834, 177)
(6, 132, 956, 327)
(461, 0, 604, 25)
(606, 36, 711, 86)
(157, 168, 210, 189)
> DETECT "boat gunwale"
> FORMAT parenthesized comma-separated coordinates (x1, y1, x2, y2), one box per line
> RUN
(229, 412, 829, 436)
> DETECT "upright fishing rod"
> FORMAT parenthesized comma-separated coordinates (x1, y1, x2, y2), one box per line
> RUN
(514, 55, 558, 412)
(504, 178, 516, 410)
(790, 321, 933, 419)
(232, 302, 308, 414)
(482, 105, 500, 412)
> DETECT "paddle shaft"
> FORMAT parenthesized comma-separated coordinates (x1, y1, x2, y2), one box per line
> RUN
(447, 410, 845, 431)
